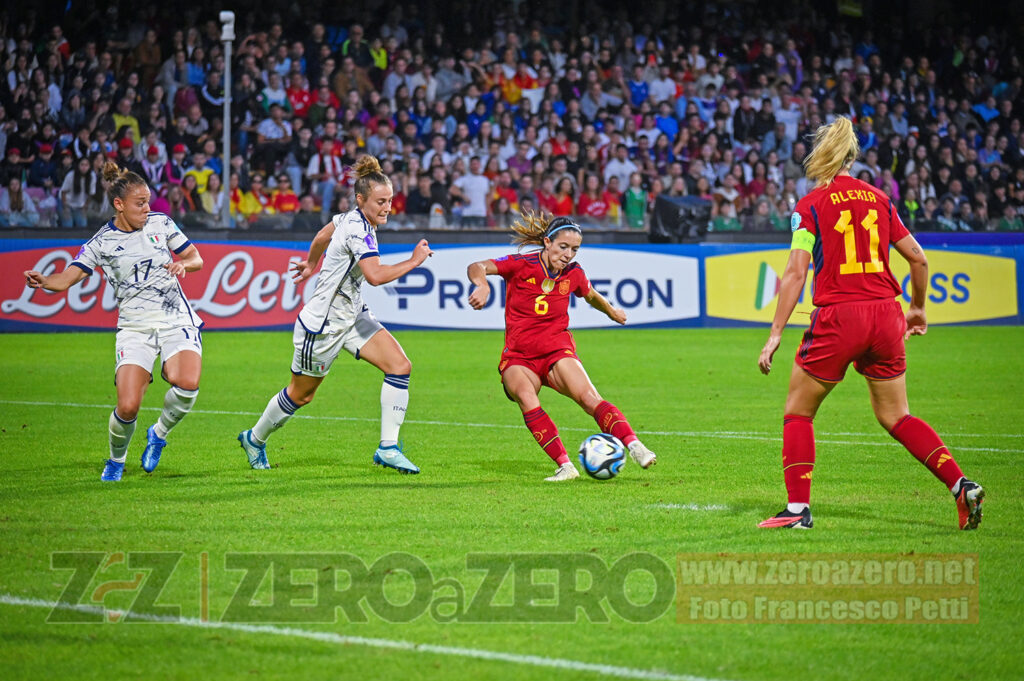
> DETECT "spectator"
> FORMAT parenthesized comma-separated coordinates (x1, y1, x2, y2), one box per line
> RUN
(254, 103, 293, 173)
(200, 172, 228, 223)
(114, 138, 145, 176)
(341, 24, 373, 69)
(271, 174, 300, 215)
(406, 173, 434, 216)
(305, 136, 343, 221)
(184, 151, 215, 193)
(576, 173, 615, 222)
(236, 173, 275, 225)
(141, 145, 165, 189)
(450, 156, 491, 226)
(551, 176, 575, 216)
(28, 144, 59, 188)
(0, 177, 40, 227)
(936, 197, 970, 231)
(291, 194, 322, 230)
(603, 143, 638, 189)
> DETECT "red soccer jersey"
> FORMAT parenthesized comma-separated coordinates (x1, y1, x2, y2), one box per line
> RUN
(793, 174, 910, 306)
(493, 252, 592, 356)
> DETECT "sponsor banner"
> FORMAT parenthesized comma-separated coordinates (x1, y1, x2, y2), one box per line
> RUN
(706, 247, 1020, 325)
(1, 241, 312, 330)
(706, 249, 817, 325)
(888, 250, 1018, 324)
(364, 246, 700, 329)
(0, 241, 700, 331)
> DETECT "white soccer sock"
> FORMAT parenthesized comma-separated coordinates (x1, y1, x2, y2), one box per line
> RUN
(252, 389, 301, 444)
(108, 410, 137, 463)
(153, 386, 198, 439)
(380, 374, 410, 446)
(787, 503, 809, 514)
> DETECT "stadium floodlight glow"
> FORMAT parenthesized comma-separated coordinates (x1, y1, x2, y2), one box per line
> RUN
(220, 11, 235, 228)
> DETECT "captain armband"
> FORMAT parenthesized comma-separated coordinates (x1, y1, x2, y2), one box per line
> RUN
(791, 228, 815, 254)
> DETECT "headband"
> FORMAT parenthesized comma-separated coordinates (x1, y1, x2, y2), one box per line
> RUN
(545, 217, 582, 239)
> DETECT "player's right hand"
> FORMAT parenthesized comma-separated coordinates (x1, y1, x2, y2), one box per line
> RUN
(468, 283, 489, 310)
(413, 239, 433, 264)
(24, 270, 45, 289)
(290, 259, 316, 282)
(758, 334, 781, 375)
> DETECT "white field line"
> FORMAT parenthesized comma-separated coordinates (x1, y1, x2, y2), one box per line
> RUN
(0, 399, 1020, 453)
(647, 504, 730, 511)
(0, 594, 729, 681)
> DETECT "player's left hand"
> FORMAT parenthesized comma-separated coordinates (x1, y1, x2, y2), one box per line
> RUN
(608, 307, 626, 325)
(759, 334, 781, 375)
(905, 305, 927, 339)
(163, 262, 187, 278)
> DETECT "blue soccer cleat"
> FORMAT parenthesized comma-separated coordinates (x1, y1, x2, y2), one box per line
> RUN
(101, 459, 125, 481)
(238, 430, 270, 470)
(373, 443, 420, 474)
(140, 425, 167, 472)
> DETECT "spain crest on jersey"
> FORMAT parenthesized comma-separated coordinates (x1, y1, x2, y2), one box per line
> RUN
(559, 280, 571, 295)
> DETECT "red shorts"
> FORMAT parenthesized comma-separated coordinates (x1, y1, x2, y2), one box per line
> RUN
(498, 346, 580, 394)
(796, 299, 907, 382)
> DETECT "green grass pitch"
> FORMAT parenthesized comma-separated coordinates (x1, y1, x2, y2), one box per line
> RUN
(1, 327, 1022, 680)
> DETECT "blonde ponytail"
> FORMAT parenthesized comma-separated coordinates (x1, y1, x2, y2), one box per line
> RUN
(803, 116, 859, 187)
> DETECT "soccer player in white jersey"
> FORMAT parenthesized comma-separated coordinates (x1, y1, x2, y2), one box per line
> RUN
(238, 155, 433, 473)
(24, 162, 205, 481)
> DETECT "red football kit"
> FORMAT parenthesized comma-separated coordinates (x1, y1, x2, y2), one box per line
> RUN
(791, 175, 911, 382)
(492, 251, 591, 384)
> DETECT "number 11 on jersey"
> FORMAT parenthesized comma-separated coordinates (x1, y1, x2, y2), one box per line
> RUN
(834, 209, 883, 275)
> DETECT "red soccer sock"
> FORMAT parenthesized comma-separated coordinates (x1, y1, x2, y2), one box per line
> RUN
(782, 414, 815, 505)
(889, 415, 964, 489)
(593, 400, 637, 447)
(523, 407, 569, 465)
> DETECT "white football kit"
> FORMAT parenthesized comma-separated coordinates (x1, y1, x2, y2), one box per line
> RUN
(291, 208, 385, 376)
(72, 213, 203, 372)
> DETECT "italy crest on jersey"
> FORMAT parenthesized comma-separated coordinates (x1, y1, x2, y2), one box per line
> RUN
(148, 233, 162, 245)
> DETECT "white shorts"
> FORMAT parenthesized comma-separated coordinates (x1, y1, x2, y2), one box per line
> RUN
(115, 326, 203, 375)
(290, 307, 384, 377)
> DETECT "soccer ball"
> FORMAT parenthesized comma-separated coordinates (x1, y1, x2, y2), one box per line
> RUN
(578, 433, 626, 480)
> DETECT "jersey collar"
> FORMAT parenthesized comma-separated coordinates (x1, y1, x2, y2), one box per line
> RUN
(538, 252, 566, 280)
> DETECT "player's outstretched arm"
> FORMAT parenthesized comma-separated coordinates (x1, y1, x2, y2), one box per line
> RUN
(467, 259, 498, 310)
(164, 244, 203, 278)
(893, 234, 929, 339)
(759, 248, 811, 375)
(24, 265, 89, 292)
(584, 288, 626, 325)
(361, 239, 433, 286)
(291, 221, 336, 282)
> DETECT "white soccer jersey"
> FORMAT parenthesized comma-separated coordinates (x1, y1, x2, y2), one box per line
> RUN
(72, 212, 203, 331)
(297, 208, 380, 334)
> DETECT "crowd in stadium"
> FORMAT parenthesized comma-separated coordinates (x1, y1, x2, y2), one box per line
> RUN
(1, 2, 1023, 232)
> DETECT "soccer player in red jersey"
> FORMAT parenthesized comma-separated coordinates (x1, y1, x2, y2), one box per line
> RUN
(758, 117, 984, 530)
(467, 214, 657, 481)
